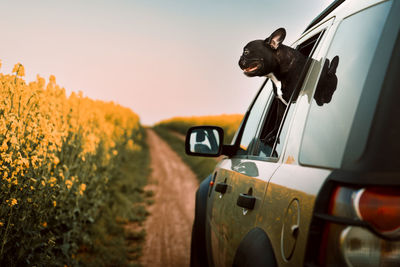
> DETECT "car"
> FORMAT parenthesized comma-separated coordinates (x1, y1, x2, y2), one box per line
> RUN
(184, 0, 400, 266)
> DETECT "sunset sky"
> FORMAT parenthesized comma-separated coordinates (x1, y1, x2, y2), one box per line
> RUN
(1, 0, 332, 125)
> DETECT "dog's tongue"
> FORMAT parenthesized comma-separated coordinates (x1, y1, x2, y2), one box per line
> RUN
(244, 66, 258, 73)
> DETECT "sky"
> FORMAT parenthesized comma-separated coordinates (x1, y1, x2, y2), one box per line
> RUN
(1, 0, 333, 125)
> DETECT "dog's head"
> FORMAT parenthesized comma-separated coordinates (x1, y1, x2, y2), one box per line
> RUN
(239, 28, 286, 77)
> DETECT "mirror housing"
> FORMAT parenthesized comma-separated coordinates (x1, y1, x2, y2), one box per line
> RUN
(185, 126, 224, 157)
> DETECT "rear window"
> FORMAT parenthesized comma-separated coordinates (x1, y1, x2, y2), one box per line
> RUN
(299, 1, 392, 169)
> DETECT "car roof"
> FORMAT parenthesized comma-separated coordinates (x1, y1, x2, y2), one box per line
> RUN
(303, 0, 345, 33)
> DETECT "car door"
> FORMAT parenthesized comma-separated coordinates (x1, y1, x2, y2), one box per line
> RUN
(209, 78, 282, 267)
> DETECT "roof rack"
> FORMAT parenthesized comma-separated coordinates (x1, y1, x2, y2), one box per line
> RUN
(303, 0, 345, 33)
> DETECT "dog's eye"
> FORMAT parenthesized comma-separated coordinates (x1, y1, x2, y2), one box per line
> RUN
(244, 49, 250, 55)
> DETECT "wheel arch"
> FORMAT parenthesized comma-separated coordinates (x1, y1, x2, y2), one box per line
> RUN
(190, 174, 212, 267)
(232, 227, 277, 267)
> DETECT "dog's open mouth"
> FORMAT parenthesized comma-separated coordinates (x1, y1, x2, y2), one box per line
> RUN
(243, 62, 262, 74)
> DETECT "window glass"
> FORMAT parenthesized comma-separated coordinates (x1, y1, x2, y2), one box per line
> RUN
(300, 1, 392, 168)
(274, 104, 295, 156)
(237, 80, 273, 155)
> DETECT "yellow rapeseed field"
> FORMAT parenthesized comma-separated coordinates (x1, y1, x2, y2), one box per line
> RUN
(0, 61, 143, 265)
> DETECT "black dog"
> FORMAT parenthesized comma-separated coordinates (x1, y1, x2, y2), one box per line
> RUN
(238, 28, 339, 149)
(238, 28, 307, 105)
(238, 27, 339, 106)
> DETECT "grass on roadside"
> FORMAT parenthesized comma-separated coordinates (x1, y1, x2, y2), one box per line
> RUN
(77, 127, 152, 267)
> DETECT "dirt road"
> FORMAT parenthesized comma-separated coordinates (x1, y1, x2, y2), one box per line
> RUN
(140, 129, 199, 267)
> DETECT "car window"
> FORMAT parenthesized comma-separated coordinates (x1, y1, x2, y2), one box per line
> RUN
(299, 1, 392, 169)
(253, 31, 326, 158)
(237, 80, 273, 155)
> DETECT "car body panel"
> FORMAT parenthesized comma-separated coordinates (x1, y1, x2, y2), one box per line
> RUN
(209, 158, 280, 266)
(259, 164, 331, 266)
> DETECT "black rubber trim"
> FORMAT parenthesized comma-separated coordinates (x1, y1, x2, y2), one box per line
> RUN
(190, 175, 212, 267)
(303, 0, 345, 33)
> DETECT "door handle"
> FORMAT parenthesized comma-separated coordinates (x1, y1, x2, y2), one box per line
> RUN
(215, 182, 228, 194)
(236, 193, 256, 210)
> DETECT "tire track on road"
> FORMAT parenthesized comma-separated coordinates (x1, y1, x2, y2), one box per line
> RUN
(141, 129, 198, 267)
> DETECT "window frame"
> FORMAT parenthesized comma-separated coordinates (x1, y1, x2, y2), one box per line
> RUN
(246, 29, 329, 162)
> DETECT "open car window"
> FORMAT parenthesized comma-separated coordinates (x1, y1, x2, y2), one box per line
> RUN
(252, 30, 326, 159)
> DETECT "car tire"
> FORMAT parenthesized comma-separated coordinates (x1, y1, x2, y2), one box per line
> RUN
(190, 175, 212, 267)
(232, 227, 277, 267)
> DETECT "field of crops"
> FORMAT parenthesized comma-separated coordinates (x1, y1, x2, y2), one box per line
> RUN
(0, 63, 150, 266)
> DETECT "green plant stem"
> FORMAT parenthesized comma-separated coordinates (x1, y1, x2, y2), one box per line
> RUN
(1, 207, 13, 258)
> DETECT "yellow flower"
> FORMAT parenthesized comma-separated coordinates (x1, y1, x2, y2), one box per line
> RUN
(53, 201, 57, 207)
(18, 65, 25, 76)
(21, 158, 29, 168)
(48, 177, 57, 187)
(12, 63, 19, 73)
(12, 63, 25, 76)
(112, 149, 118, 156)
(79, 183, 86, 195)
(10, 198, 17, 206)
(42, 222, 47, 227)
(49, 75, 56, 84)
(53, 156, 60, 165)
(10, 136, 18, 145)
(0, 142, 8, 151)
(0, 222, 3, 227)
(65, 179, 73, 189)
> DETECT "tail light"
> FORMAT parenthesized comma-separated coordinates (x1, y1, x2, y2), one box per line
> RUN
(318, 186, 400, 267)
(356, 188, 400, 234)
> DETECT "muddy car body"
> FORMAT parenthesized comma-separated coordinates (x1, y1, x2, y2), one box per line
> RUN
(186, 0, 400, 266)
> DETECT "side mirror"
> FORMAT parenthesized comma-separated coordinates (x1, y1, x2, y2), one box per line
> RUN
(185, 126, 224, 157)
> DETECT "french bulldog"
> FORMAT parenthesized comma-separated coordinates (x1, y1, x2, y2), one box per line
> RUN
(238, 28, 307, 105)
(238, 28, 339, 106)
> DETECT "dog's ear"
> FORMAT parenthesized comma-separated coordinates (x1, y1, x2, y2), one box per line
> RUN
(265, 28, 286, 50)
